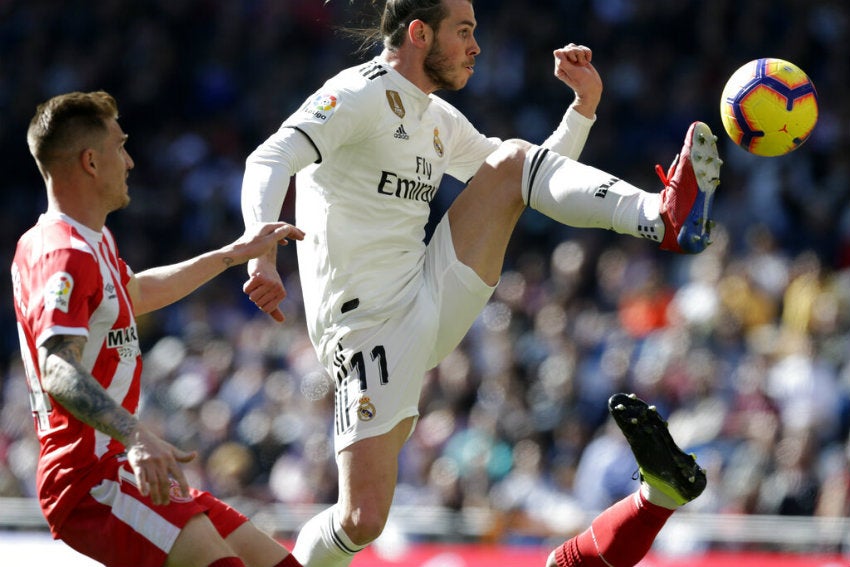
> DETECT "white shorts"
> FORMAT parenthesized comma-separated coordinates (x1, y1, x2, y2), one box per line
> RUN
(325, 216, 495, 453)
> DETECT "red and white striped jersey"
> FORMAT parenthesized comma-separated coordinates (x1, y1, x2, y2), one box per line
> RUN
(11, 211, 141, 531)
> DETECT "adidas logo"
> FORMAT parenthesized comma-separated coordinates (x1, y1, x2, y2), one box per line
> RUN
(394, 124, 410, 140)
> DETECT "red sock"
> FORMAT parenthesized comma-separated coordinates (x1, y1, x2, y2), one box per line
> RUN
(554, 491, 674, 567)
(207, 558, 245, 567)
(272, 554, 303, 567)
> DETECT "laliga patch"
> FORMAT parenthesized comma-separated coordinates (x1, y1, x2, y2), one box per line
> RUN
(302, 92, 339, 122)
(44, 272, 74, 313)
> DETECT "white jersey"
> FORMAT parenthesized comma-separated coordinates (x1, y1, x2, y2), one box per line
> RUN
(278, 57, 501, 360)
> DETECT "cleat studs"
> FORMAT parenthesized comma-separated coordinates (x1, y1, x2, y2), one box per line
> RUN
(628, 393, 637, 399)
(630, 418, 639, 425)
(615, 404, 626, 411)
(648, 405, 657, 412)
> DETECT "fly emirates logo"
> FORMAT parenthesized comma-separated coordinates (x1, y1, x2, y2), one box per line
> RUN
(377, 156, 437, 203)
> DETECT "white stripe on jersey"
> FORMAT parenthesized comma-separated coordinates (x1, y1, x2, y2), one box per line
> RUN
(92, 237, 138, 458)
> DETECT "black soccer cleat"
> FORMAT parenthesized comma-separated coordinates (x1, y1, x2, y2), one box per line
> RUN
(608, 392, 706, 505)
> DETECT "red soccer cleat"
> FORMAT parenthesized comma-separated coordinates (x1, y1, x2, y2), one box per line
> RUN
(657, 122, 722, 254)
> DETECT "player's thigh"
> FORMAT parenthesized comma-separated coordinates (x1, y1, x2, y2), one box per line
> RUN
(336, 416, 416, 524)
(59, 494, 182, 567)
(166, 513, 236, 567)
(447, 139, 531, 285)
(58, 467, 243, 567)
(221, 521, 291, 567)
(425, 215, 497, 367)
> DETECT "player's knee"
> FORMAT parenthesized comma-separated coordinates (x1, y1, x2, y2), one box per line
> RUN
(338, 505, 389, 546)
(489, 138, 532, 170)
(484, 139, 532, 202)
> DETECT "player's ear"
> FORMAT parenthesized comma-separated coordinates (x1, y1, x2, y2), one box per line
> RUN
(80, 148, 97, 176)
(408, 19, 432, 48)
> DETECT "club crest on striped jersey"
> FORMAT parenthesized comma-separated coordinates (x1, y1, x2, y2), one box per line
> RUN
(44, 272, 73, 313)
(168, 479, 194, 503)
(386, 90, 405, 119)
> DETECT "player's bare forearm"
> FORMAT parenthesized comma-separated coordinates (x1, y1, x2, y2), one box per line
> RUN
(39, 335, 138, 445)
(132, 222, 303, 315)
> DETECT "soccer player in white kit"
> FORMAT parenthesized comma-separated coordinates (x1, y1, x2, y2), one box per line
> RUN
(13, 90, 306, 567)
(240, 2, 720, 566)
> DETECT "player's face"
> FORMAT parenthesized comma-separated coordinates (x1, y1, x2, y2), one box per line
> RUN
(424, 0, 479, 91)
(98, 119, 135, 212)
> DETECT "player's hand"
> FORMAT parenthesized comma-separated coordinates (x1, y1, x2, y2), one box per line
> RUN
(227, 222, 305, 266)
(244, 255, 288, 323)
(553, 43, 603, 119)
(125, 423, 197, 506)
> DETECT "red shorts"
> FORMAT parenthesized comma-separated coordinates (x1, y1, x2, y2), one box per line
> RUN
(56, 461, 248, 567)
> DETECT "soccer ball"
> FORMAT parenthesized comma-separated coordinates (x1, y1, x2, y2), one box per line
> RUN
(719, 58, 818, 157)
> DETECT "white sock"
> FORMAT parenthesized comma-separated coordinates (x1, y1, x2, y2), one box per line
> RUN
(522, 146, 665, 244)
(292, 506, 366, 567)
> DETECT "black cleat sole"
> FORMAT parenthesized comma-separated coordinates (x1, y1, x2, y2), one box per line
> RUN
(608, 393, 706, 505)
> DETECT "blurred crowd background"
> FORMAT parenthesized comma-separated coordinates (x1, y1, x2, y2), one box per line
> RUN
(1, 0, 850, 550)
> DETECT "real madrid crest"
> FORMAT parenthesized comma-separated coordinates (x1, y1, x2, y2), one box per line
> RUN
(433, 127, 444, 157)
(386, 90, 406, 119)
(357, 396, 376, 421)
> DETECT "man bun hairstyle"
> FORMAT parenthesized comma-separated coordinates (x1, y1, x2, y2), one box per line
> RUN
(339, 0, 460, 52)
(380, 0, 447, 49)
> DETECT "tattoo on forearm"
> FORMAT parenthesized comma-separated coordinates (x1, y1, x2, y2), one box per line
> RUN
(223, 256, 235, 267)
(41, 335, 137, 444)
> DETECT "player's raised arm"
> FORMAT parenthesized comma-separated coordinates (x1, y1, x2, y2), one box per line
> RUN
(541, 43, 603, 161)
(552, 43, 602, 119)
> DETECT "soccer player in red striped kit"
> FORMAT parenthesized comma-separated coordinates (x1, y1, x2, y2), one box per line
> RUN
(12, 90, 305, 567)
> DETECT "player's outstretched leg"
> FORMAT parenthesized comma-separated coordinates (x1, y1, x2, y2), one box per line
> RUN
(608, 392, 706, 505)
(657, 121, 722, 254)
(547, 394, 705, 567)
(517, 121, 721, 255)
